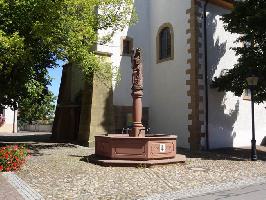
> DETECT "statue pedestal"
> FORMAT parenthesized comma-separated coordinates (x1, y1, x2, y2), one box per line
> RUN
(93, 134, 185, 166)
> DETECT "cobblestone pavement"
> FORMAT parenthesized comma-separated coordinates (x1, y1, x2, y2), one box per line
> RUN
(14, 143, 266, 200)
(1, 132, 266, 199)
(182, 181, 266, 200)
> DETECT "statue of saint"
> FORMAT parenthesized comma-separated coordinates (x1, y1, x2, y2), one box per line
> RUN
(131, 48, 143, 90)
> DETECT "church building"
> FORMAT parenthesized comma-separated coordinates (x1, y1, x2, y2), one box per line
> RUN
(52, 0, 266, 150)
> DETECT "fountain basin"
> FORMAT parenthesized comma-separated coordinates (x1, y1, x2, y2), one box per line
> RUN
(95, 134, 177, 161)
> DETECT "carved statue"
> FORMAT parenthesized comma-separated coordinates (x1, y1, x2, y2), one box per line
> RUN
(130, 48, 144, 137)
(131, 48, 143, 90)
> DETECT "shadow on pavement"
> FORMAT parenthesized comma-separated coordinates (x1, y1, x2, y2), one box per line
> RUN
(0, 133, 52, 144)
(0, 131, 78, 156)
(1, 132, 265, 161)
(177, 147, 266, 161)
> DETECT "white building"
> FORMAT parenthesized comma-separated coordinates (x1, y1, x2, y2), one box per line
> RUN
(0, 107, 17, 133)
(53, 0, 266, 150)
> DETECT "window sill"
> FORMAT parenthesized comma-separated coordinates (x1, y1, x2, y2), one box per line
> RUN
(157, 56, 174, 64)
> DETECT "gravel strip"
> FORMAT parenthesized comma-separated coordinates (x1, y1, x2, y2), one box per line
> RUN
(16, 145, 266, 199)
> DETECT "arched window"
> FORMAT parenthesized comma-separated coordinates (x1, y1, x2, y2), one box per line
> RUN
(159, 27, 171, 59)
(157, 23, 174, 63)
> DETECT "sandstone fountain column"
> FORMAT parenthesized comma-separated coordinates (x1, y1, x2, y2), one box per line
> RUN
(94, 48, 185, 165)
(130, 48, 145, 137)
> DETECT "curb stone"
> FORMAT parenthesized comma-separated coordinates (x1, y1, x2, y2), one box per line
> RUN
(2, 172, 44, 200)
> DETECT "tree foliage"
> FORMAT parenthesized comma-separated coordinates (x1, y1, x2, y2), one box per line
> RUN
(18, 91, 56, 125)
(0, 0, 134, 108)
(211, 0, 266, 103)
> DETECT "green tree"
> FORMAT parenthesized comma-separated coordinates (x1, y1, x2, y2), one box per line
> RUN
(18, 91, 56, 125)
(211, 0, 266, 103)
(0, 0, 134, 108)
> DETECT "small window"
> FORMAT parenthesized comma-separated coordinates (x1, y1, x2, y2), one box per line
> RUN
(159, 27, 171, 59)
(243, 89, 251, 100)
(157, 23, 174, 63)
(121, 36, 133, 56)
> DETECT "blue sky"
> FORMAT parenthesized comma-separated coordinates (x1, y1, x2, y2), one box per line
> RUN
(47, 60, 64, 97)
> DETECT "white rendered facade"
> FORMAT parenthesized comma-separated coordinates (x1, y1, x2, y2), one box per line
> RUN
(97, 0, 266, 149)
(0, 107, 17, 133)
(204, 3, 266, 148)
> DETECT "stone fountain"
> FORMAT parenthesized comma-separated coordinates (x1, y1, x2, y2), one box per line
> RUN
(94, 48, 186, 167)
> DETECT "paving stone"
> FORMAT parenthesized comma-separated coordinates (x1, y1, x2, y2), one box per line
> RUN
(2, 172, 43, 200)
(0, 173, 24, 200)
(15, 145, 266, 199)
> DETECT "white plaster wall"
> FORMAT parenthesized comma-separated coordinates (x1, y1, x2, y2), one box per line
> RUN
(148, 0, 191, 148)
(206, 4, 266, 149)
(98, 0, 191, 148)
(0, 107, 17, 133)
(3, 108, 15, 124)
(97, 0, 151, 107)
